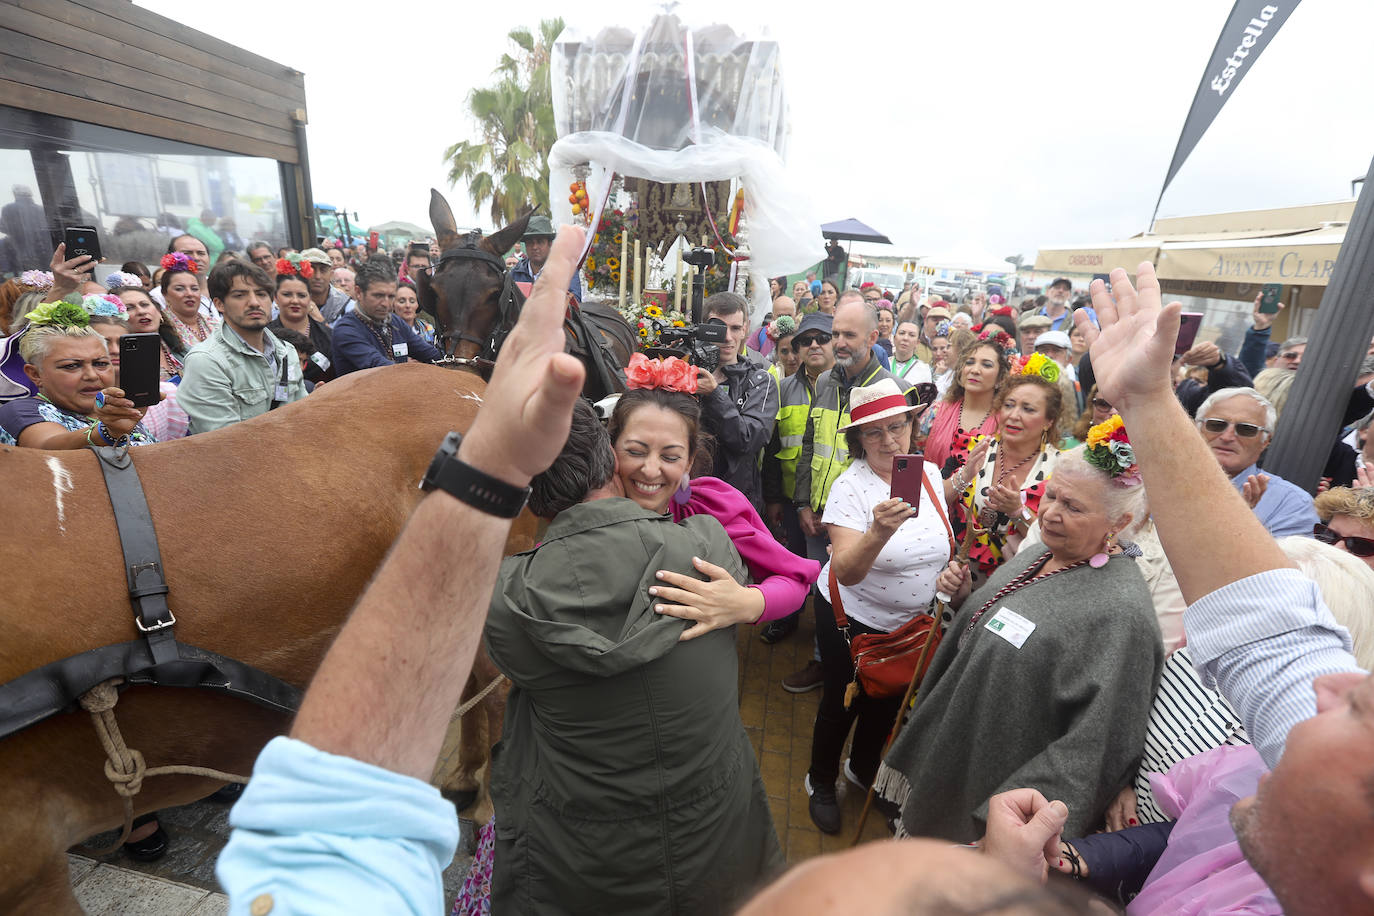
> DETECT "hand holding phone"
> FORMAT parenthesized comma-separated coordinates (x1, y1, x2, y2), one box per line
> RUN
(1174, 312, 1204, 357)
(63, 226, 102, 264)
(890, 454, 925, 513)
(1258, 284, 1283, 315)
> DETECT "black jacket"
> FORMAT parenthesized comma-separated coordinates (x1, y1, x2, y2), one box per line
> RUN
(699, 357, 779, 511)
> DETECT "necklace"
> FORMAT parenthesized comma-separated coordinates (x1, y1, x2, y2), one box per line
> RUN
(958, 399, 990, 433)
(976, 441, 1037, 526)
(959, 550, 1089, 647)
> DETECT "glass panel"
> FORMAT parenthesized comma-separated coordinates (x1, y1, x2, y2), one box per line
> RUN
(0, 105, 291, 280)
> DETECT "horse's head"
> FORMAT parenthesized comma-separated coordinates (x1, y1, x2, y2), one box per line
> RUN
(418, 189, 532, 361)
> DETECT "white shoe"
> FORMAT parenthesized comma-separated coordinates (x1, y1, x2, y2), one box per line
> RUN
(843, 758, 870, 791)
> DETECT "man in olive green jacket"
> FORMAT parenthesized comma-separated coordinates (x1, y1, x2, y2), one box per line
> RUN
(484, 401, 783, 914)
(179, 260, 307, 435)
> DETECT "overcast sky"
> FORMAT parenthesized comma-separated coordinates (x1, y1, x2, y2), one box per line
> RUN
(140, 0, 1372, 263)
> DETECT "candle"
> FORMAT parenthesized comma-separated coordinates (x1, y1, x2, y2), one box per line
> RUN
(674, 253, 684, 312)
(618, 231, 628, 308)
(686, 266, 694, 318)
(633, 240, 641, 305)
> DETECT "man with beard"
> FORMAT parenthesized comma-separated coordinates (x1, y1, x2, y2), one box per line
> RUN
(1037, 277, 1095, 332)
(179, 259, 306, 434)
(331, 261, 442, 376)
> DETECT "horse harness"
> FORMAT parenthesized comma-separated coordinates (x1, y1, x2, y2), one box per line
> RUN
(0, 446, 302, 744)
(432, 243, 623, 396)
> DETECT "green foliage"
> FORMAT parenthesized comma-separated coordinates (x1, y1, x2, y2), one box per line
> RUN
(444, 18, 564, 226)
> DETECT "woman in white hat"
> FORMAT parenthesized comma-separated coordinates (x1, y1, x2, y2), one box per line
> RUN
(803, 379, 955, 836)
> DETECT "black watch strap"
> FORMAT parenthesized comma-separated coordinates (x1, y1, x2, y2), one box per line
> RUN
(421, 432, 530, 518)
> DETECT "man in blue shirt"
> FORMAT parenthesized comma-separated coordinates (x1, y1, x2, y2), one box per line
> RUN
(510, 214, 582, 303)
(1194, 387, 1319, 538)
(332, 261, 443, 376)
(1039, 277, 1097, 331)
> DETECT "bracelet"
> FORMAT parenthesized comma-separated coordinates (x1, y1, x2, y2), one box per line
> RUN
(84, 424, 101, 446)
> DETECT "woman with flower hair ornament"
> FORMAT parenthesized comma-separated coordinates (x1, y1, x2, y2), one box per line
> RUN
(876, 419, 1161, 844)
(158, 252, 218, 350)
(945, 354, 1066, 586)
(922, 330, 1013, 482)
(0, 298, 157, 447)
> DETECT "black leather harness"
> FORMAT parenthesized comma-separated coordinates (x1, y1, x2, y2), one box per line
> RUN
(0, 446, 302, 742)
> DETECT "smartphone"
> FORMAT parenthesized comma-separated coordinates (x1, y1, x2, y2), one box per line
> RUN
(302, 350, 331, 384)
(1174, 312, 1204, 357)
(1259, 284, 1283, 314)
(63, 226, 101, 263)
(117, 333, 161, 407)
(890, 454, 924, 515)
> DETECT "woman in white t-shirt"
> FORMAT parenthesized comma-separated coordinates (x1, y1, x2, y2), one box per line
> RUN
(803, 379, 954, 836)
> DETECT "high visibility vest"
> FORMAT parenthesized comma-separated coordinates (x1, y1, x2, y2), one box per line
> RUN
(775, 371, 814, 500)
(807, 360, 900, 511)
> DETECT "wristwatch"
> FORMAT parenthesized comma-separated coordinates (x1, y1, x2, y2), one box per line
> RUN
(419, 431, 531, 518)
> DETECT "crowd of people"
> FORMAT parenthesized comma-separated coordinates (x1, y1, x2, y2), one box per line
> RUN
(3, 208, 1374, 915)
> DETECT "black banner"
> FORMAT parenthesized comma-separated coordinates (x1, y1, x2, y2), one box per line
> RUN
(1153, 1, 1303, 220)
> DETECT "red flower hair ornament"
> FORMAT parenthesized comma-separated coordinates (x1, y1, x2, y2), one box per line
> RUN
(159, 252, 197, 273)
(625, 352, 698, 394)
(274, 256, 314, 280)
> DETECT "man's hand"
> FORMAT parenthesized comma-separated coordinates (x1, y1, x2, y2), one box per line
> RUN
(980, 788, 1069, 885)
(798, 505, 823, 537)
(1251, 292, 1283, 331)
(1080, 263, 1181, 411)
(764, 502, 784, 530)
(1241, 473, 1269, 508)
(458, 225, 586, 487)
(695, 367, 718, 396)
(1178, 340, 1221, 368)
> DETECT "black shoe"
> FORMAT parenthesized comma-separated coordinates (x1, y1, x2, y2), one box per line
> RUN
(805, 774, 841, 835)
(208, 782, 245, 803)
(123, 814, 169, 863)
(759, 616, 798, 644)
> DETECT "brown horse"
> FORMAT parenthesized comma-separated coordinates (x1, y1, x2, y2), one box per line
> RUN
(0, 363, 529, 914)
(416, 189, 636, 401)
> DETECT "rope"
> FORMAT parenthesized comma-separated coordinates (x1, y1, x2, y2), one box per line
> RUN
(450, 673, 506, 721)
(75, 679, 250, 856)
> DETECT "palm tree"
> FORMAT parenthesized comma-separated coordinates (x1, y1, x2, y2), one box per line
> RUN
(445, 18, 564, 226)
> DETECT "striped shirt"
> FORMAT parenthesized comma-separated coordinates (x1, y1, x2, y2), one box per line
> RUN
(1185, 568, 1364, 769)
(1133, 647, 1249, 824)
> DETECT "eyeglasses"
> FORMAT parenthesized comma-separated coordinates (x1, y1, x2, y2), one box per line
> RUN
(1200, 418, 1269, 438)
(1090, 397, 1114, 411)
(794, 335, 831, 349)
(859, 417, 912, 442)
(1313, 523, 1374, 557)
(1279, 351, 1302, 360)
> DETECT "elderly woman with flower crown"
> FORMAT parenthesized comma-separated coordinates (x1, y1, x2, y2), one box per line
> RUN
(876, 418, 1163, 843)
(945, 352, 1067, 587)
(0, 298, 157, 447)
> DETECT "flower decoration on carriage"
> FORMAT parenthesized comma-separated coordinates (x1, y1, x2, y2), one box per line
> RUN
(618, 299, 689, 349)
(1016, 351, 1061, 385)
(1084, 415, 1141, 487)
(81, 293, 128, 318)
(25, 300, 91, 328)
(19, 270, 54, 291)
(159, 252, 197, 273)
(104, 271, 145, 290)
(625, 352, 698, 394)
(274, 254, 314, 280)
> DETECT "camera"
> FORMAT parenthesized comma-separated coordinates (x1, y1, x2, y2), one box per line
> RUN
(682, 246, 717, 269)
(649, 318, 728, 373)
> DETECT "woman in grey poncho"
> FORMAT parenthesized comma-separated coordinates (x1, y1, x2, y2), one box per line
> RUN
(877, 436, 1164, 843)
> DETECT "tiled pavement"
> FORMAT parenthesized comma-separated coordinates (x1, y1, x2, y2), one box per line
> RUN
(71, 596, 889, 911)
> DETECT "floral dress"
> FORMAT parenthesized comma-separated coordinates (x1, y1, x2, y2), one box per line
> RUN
(951, 434, 1058, 585)
(0, 396, 157, 446)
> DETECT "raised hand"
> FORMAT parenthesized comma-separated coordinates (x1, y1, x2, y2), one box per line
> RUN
(1241, 473, 1269, 508)
(1080, 262, 1181, 411)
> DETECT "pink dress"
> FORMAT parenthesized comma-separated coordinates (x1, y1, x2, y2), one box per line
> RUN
(923, 399, 998, 475)
(669, 476, 820, 621)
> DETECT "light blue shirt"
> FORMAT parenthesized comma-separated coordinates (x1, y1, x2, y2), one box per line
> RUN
(1185, 568, 1363, 769)
(1231, 463, 1320, 538)
(217, 737, 459, 915)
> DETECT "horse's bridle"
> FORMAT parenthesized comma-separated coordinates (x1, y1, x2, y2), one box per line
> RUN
(431, 246, 525, 361)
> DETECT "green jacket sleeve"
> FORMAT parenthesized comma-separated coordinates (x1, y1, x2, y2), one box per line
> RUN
(179, 351, 241, 435)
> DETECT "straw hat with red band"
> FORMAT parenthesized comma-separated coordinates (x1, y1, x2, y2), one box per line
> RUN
(838, 378, 923, 431)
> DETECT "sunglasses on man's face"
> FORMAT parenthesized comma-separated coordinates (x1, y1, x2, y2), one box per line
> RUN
(1090, 397, 1114, 412)
(1313, 523, 1374, 557)
(1200, 418, 1269, 438)
(794, 335, 830, 350)
(1279, 351, 1302, 360)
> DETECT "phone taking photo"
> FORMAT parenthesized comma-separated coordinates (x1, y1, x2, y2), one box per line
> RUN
(890, 454, 924, 515)
(1259, 284, 1283, 315)
(1174, 312, 1205, 357)
(117, 333, 161, 408)
(63, 226, 102, 264)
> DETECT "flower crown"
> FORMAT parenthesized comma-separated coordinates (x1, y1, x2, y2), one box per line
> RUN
(105, 271, 144, 290)
(1084, 415, 1142, 486)
(19, 270, 54, 291)
(82, 293, 128, 318)
(977, 327, 1015, 352)
(160, 252, 197, 273)
(933, 319, 952, 338)
(1015, 352, 1061, 384)
(275, 255, 315, 280)
(624, 352, 698, 394)
(26, 300, 91, 328)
